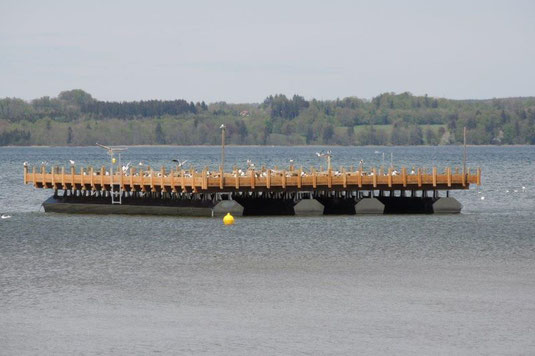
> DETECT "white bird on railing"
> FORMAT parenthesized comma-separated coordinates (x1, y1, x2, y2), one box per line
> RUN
(1, 214, 11, 219)
(122, 162, 131, 173)
(41, 161, 48, 166)
(69, 160, 75, 165)
(522, 186, 526, 192)
(23, 161, 28, 166)
(138, 162, 144, 166)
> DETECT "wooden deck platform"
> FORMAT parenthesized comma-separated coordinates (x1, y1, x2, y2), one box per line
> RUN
(24, 165, 481, 193)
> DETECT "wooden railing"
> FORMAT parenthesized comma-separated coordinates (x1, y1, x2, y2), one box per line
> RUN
(24, 165, 481, 193)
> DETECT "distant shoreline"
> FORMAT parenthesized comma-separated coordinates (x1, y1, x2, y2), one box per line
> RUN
(1, 144, 533, 148)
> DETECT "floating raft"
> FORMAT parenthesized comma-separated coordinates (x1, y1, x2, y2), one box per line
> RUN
(24, 165, 481, 216)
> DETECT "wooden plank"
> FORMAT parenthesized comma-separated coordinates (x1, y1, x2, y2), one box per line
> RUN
(282, 170, 286, 189)
(250, 169, 255, 189)
(388, 167, 392, 188)
(297, 168, 302, 188)
(267, 169, 271, 189)
(61, 166, 66, 189)
(432, 167, 437, 187)
(150, 168, 155, 192)
(161, 166, 165, 190)
(312, 168, 317, 188)
(219, 166, 224, 189)
(71, 165, 75, 189)
(328, 169, 332, 188)
(170, 169, 177, 192)
(51, 166, 56, 189)
(447, 167, 451, 187)
(342, 168, 347, 188)
(402, 167, 407, 187)
(90, 167, 95, 191)
(80, 167, 85, 190)
(373, 167, 377, 188)
(417, 168, 422, 187)
(191, 169, 197, 193)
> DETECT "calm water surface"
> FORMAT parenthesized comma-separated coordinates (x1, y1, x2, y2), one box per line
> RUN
(1, 146, 534, 354)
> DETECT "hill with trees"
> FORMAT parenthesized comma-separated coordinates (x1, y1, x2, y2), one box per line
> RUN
(1, 89, 534, 146)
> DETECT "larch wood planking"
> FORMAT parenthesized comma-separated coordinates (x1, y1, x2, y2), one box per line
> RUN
(24, 165, 481, 192)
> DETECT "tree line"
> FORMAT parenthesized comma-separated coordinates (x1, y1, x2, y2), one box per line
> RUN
(0, 89, 534, 146)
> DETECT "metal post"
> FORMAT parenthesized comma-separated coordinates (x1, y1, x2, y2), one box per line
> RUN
(220, 124, 226, 171)
(97, 143, 127, 204)
(463, 126, 467, 177)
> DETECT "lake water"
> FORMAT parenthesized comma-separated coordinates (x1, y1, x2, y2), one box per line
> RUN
(1, 145, 534, 354)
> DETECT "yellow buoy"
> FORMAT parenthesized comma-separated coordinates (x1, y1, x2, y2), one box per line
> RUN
(112, 157, 116, 164)
(223, 212, 234, 225)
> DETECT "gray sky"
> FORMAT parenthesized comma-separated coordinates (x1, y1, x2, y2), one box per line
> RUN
(1, 0, 534, 102)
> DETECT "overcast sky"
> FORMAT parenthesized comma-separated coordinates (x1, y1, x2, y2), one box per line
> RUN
(1, 0, 534, 102)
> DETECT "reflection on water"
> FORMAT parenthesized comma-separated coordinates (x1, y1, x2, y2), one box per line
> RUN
(0, 146, 534, 354)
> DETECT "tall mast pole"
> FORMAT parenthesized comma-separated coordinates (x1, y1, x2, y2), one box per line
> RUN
(463, 126, 467, 176)
(220, 124, 226, 170)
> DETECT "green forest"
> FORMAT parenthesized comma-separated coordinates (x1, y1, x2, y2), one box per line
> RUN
(1, 89, 534, 146)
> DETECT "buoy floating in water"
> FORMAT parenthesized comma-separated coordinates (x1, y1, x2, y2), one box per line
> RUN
(223, 212, 234, 225)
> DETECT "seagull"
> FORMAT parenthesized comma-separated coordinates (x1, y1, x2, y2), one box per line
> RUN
(513, 189, 518, 193)
(41, 161, 48, 166)
(480, 196, 485, 200)
(122, 162, 131, 173)
(506, 190, 509, 193)
(138, 162, 144, 166)
(1, 214, 11, 219)
(289, 159, 294, 164)
(172, 159, 188, 168)
(23, 161, 28, 166)
(522, 186, 526, 192)
(69, 160, 75, 165)
(316, 152, 322, 157)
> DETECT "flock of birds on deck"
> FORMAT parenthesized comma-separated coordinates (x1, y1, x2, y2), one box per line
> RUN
(22, 157, 528, 192)
(25, 157, 423, 179)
